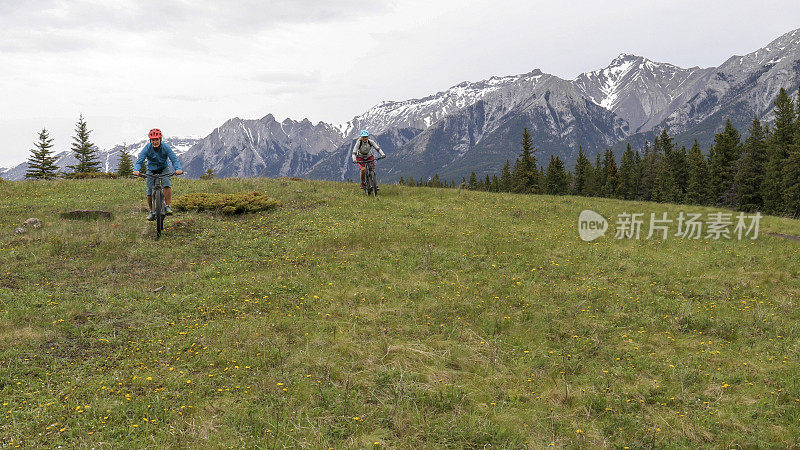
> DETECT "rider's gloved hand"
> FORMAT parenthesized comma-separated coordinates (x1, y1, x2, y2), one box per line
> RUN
(133, 170, 140, 176)
(175, 170, 183, 175)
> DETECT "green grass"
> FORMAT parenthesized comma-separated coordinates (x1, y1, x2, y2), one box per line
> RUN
(1, 177, 800, 448)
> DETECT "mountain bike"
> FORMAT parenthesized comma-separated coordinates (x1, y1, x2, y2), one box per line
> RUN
(138, 172, 178, 239)
(354, 156, 385, 197)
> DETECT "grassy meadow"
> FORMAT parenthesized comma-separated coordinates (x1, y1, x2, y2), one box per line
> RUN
(1, 177, 799, 448)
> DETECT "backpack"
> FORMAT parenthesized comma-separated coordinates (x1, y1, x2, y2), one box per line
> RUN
(357, 139, 373, 155)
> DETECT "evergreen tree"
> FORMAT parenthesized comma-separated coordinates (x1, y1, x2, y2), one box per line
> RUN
(671, 145, 689, 202)
(708, 120, 742, 207)
(594, 153, 605, 196)
(484, 174, 491, 192)
(782, 144, 800, 216)
(572, 147, 594, 196)
(544, 155, 569, 195)
(685, 140, 709, 205)
(640, 141, 658, 201)
(25, 128, 59, 180)
(619, 143, 638, 200)
(652, 129, 677, 203)
(468, 172, 478, 190)
(67, 114, 101, 173)
(491, 175, 500, 192)
(633, 150, 643, 199)
(735, 117, 767, 212)
(499, 160, 513, 192)
(601, 148, 621, 198)
(764, 88, 796, 213)
(116, 144, 133, 177)
(511, 127, 540, 193)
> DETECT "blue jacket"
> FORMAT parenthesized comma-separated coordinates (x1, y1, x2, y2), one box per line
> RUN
(134, 142, 182, 173)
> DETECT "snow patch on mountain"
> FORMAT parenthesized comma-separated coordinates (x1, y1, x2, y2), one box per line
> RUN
(341, 70, 545, 137)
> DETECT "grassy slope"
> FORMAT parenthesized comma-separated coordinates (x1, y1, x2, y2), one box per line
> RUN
(1, 178, 799, 448)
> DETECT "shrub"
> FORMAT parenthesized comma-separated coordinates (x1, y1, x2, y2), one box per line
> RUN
(62, 172, 119, 179)
(173, 191, 280, 215)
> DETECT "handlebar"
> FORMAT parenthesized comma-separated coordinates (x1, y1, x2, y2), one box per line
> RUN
(136, 172, 180, 178)
(352, 156, 386, 164)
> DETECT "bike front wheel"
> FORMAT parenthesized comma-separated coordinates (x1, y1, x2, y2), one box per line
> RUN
(153, 188, 165, 239)
(156, 214, 164, 239)
(368, 168, 378, 196)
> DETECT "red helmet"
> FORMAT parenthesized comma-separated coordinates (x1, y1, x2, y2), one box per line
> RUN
(148, 128, 162, 139)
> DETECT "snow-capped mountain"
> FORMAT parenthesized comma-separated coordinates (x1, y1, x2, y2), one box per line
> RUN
(573, 54, 714, 133)
(664, 29, 800, 135)
(180, 115, 345, 178)
(341, 70, 546, 137)
(0, 137, 201, 180)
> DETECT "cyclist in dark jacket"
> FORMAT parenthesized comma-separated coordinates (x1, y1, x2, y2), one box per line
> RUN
(133, 129, 183, 220)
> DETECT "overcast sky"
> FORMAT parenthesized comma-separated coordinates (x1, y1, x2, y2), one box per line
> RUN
(2, 0, 799, 167)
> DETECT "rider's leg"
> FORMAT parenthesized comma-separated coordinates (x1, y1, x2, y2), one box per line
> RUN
(360, 167, 366, 187)
(147, 195, 153, 211)
(164, 187, 172, 206)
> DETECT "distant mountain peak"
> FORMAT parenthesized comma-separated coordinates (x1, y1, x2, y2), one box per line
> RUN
(611, 53, 643, 64)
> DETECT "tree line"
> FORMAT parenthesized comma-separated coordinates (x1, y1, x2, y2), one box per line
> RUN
(23, 114, 135, 180)
(403, 87, 800, 217)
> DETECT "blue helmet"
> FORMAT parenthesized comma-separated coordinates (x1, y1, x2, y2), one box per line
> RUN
(360, 130, 370, 137)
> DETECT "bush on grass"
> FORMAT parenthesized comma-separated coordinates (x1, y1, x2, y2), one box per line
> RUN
(173, 191, 279, 215)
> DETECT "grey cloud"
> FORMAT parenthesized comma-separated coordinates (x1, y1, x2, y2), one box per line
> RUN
(1, 1, 393, 35)
(0, 31, 98, 53)
(250, 71, 321, 85)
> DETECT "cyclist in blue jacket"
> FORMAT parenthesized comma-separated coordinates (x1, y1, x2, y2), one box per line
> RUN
(133, 129, 184, 220)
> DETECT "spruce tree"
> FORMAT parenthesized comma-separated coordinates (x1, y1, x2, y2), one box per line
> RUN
(633, 150, 643, 200)
(25, 128, 59, 180)
(764, 88, 796, 213)
(685, 140, 709, 205)
(601, 148, 621, 198)
(640, 141, 658, 201)
(491, 174, 500, 192)
(544, 155, 569, 195)
(572, 147, 594, 196)
(594, 153, 605, 196)
(652, 129, 678, 203)
(468, 172, 478, 190)
(500, 160, 513, 192)
(116, 144, 133, 177)
(735, 117, 767, 212)
(782, 144, 800, 216)
(511, 127, 540, 193)
(671, 145, 689, 202)
(708, 120, 741, 207)
(619, 143, 638, 199)
(67, 114, 102, 174)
